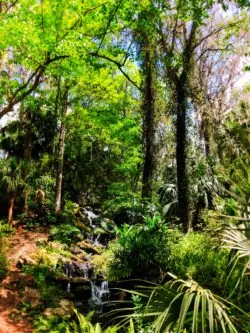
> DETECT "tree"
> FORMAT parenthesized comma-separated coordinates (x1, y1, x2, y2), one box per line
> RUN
(55, 82, 69, 213)
(0, 159, 24, 224)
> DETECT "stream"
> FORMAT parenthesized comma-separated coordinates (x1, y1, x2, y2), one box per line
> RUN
(64, 207, 111, 312)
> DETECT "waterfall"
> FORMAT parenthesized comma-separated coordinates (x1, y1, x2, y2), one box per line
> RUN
(90, 280, 110, 310)
(65, 262, 73, 293)
(94, 234, 101, 245)
(78, 263, 90, 279)
(83, 207, 100, 243)
(65, 262, 73, 278)
(83, 208, 98, 227)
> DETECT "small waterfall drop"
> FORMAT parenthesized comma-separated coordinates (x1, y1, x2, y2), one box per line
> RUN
(65, 262, 73, 293)
(83, 208, 98, 227)
(89, 280, 110, 311)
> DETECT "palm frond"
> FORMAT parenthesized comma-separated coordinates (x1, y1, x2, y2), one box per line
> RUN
(144, 277, 246, 333)
(221, 223, 250, 293)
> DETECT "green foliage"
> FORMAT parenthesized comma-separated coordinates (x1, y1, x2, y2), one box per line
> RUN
(0, 158, 25, 193)
(0, 220, 14, 236)
(34, 245, 71, 272)
(220, 223, 250, 301)
(167, 231, 229, 292)
(68, 311, 120, 333)
(34, 315, 70, 333)
(141, 276, 248, 333)
(34, 311, 122, 333)
(108, 215, 169, 280)
(0, 222, 9, 280)
(49, 224, 83, 244)
(22, 265, 62, 305)
(0, 248, 8, 281)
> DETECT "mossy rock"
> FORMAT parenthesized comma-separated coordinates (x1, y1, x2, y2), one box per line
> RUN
(44, 299, 74, 317)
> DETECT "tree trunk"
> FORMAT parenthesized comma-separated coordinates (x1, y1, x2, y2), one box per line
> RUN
(176, 79, 190, 232)
(52, 77, 61, 173)
(55, 87, 68, 213)
(8, 194, 15, 225)
(141, 45, 156, 201)
(23, 108, 32, 214)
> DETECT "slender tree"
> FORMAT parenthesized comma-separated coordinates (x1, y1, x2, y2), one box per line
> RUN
(55, 84, 69, 213)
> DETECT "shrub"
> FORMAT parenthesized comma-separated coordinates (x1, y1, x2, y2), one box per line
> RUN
(49, 224, 83, 244)
(137, 276, 248, 333)
(0, 222, 9, 280)
(167, 231, 229, 293)
(34, 315, 69, 333)
(107, 215, 169, 280)
(0, 249, 8, 280)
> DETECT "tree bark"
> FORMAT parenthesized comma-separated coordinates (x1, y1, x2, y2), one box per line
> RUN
(141, 43, 156, 201)
(8, 193, 15, 225)
(55, 87, 69, 213)
(22, 107, 32, 214)
(176, 79, 190, 231)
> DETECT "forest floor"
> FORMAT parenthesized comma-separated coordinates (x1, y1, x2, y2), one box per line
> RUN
(0, 226, 48, 333)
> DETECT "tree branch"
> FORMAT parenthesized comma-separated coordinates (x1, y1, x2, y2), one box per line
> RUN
(96, 0, 122, 53)
(193, 20, 243, 51)
(90, 52, 141, 91)
(0, 55, 69, 119)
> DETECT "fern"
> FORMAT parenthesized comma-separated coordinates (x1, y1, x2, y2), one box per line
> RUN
(68, 311, 120, 333)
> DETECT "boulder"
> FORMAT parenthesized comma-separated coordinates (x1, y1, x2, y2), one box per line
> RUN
(75, 285, 91, 300)
(55, 273, 69, 283)
(22, 287, 40, 307)
(77, 240, 103, 255)
(17, 254, 36, 268)
(48, 241, 68, 251)
(70, 245, 84, 255)
(17, 273, 37, 288)
(71, 277, 89, 285)
(44, 299, 74, 317)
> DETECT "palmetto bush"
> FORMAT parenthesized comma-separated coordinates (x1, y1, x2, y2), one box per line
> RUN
(219, 222, 250, 309)
(144, 276, 248, 333)
(120, 275, 249, 333)
(222, 224, 250, 279)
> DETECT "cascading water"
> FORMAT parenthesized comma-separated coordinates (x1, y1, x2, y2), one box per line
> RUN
(63, 207, 111, 312)
(78, 262, 91, 279)
(83, 208, 101, 243)
(65, 262, 74, 293)
(89, 280, 110, 312)
(83, 208, 98, 227)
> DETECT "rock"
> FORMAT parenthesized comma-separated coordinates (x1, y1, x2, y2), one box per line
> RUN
(71, 277, 89, 285)
(48, 241, 68, 251)
(75, 285, 91, 300)
(77, 240, 103, 255)
(70, 245, 84, 255)
(22, 287, 40, 307)
(44, 299, 74, 317)
(71, 254, 85, 263)
(72, 219, 90, 232)
(17, 254, 36, 268)
(55, 273, 69, 283)
(17, 274, 37, 288)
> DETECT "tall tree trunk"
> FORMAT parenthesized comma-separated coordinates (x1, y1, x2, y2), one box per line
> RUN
(8, 193, 15, 225)
(52, 77, 61, 173)
(176, 79, 190, 231)
(55, 87, 68, 213)
(141, 44, 156, 201)
(23, 108, 32, 214)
